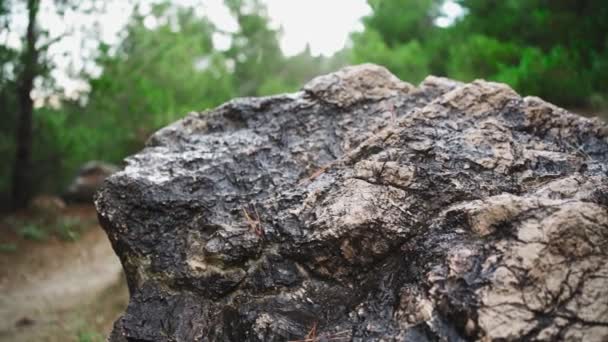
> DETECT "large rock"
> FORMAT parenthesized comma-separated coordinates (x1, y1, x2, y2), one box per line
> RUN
(95, 64, 608, 341)
(65, 161, 119, 203)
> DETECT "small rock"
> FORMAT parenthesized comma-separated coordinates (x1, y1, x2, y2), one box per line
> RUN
(29, 194, 66, 215)
(64, 161, 119, 203)
(15, 316, 35, 328)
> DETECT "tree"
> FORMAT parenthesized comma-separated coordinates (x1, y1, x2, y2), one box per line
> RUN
(452, 0, 608, 105)
(223, 0, 285, 96)
(0, 1, 20, 208)
(82, 3, 235, 163)
(1, 0, 120, 209)
(351, 0, 441, 83)
(352, 0, 608, 107)
(11, 0, 40, 209)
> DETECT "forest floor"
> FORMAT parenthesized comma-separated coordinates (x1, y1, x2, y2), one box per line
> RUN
(0, 206, 127, 342)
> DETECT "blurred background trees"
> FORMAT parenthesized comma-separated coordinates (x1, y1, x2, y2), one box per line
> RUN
(354, 0, 608, 107)
(1, 0, 607, 209)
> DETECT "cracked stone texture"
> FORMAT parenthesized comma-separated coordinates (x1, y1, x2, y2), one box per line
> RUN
(95, 64, 608, 341)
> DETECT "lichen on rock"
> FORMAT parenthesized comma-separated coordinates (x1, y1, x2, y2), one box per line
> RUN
(96, 64, 608, 341)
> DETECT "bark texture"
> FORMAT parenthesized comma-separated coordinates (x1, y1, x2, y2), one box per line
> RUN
(96, 64, 608, 341)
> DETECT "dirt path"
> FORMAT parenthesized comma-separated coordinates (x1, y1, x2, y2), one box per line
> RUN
(0, 210, 128, 342)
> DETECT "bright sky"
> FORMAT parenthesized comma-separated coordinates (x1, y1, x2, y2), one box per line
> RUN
(265, 0, 371, 56)
(195, 0, 372, 56)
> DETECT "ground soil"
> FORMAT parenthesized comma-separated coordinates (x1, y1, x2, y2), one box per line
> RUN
(0, 205, 127, 342)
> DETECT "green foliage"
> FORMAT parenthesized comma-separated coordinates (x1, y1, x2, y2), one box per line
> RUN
(224, 0, 284, 96)
(0, 243, 18, 253)
(53, 217, 84, 241)
(83, 6, 236, 164)
(4, 212, 91, 242)
(17, 223, 48, 241)
(352, 29, 429, 84)
(77, 330, 104, 342)
(353, 0, 608, 108)
(29, 107, 91, 194)
(494, 46, 594, 106)
(352, 0, 439, 83)
(446, 34, 521, 82)
(363, 0, 440, 46)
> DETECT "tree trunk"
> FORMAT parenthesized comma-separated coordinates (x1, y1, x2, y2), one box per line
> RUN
(11, 0, 39, 209)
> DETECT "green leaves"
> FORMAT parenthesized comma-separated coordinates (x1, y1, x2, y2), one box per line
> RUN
(353, 0, 608, 108)
(352, 29, 429, 83)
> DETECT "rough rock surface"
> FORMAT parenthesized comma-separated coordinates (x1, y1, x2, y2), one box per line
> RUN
(96, 64, 608, 341)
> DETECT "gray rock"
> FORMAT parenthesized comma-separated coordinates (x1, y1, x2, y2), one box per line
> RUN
(96, 64, 608, 341)
(28, 194, 66, 214)
(65, 161, 119, 203)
